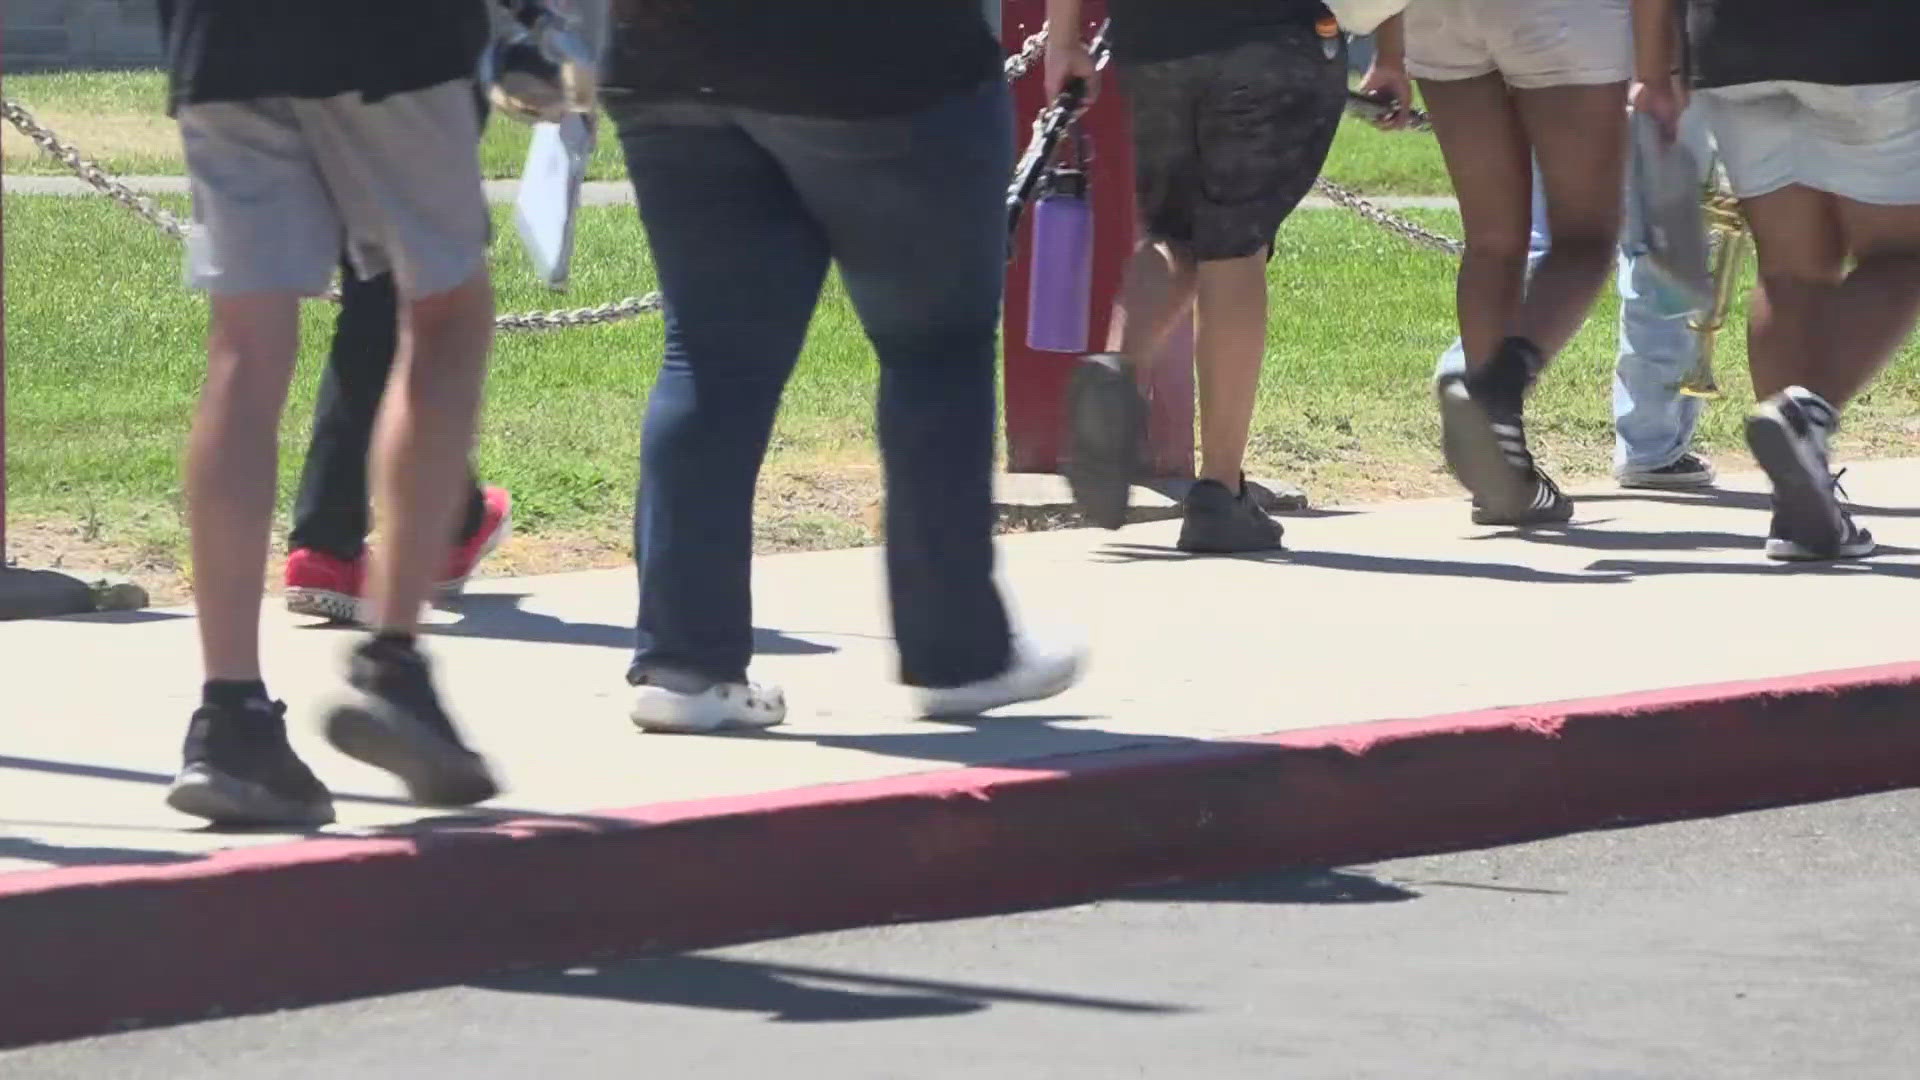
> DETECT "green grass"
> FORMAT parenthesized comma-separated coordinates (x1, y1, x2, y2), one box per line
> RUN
(1, 68, 1452, 194)
(7, 189, 1920, 575)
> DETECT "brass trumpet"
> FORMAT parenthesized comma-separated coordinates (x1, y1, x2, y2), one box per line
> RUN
(1680, 187, 1750, 399)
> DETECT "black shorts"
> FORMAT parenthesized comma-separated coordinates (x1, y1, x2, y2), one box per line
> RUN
(1123, 30, 1346, 261)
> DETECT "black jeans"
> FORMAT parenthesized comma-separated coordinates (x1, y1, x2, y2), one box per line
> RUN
(287, 256, 486, 561)
(613, 79, 1017, 688)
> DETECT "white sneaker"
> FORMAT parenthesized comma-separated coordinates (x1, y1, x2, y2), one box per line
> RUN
(912, 638, 1087, 719)
(630, 671, 786, 733)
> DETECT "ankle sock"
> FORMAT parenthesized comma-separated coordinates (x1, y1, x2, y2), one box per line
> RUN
(1467, 336, 1545, 413)
(203, 679, 270, 712)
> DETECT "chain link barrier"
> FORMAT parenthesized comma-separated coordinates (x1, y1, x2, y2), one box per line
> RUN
(3, 29, 1459, 330)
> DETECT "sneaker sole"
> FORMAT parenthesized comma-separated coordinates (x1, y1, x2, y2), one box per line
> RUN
(323, 696, 499, 808)
(1765, 532, 1877, 561)
(1745, 407, 1845, 558)
(286, 587, 363, 625)
(1065, 357, 1145, 530)
(916, 652, 1086, 720)
(165, 766, 335, 828)
(630, 688, 788, 734)
(1615, 470, 1716, 491)
(1438, 378, 1534, 521)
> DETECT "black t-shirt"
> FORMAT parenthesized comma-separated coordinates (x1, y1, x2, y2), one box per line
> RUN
(1108, 0, 1331, 65)
(603, 0, 1002, 119)
(1689, 0, 1920, 88)
(158, 0, 491, 115)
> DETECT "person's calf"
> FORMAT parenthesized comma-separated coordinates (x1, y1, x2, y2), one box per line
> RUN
(364, 271, 496, 633)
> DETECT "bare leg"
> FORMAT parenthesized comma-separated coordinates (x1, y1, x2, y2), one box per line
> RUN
(1818, 198, 1920, 406)
(362, 270, 495, 632)
(1109, 239, 1198, 386)
(190, 294, 301, 681)
(1418, 73, 1532, 369)
(1511, 82, 1629, 358)
(1192, 252, 1268, 487)
(1738, 184, 1847, 401)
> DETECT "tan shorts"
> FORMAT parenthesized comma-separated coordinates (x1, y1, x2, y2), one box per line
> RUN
(179, 80, 489, 298)
(1700, 81, 1920, 206)
(1405, 0, 1632, 90)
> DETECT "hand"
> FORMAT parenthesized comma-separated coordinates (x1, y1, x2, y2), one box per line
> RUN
(1357, 63, 1413, 131)
(1045, 37, 1096, 102)
(1630, 75, 1688, 144)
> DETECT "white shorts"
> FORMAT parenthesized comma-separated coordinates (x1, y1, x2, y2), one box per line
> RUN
(1698, 81, 1920, 206)
(179, 79, 489, 298)
(1405, 0, 1632, 90)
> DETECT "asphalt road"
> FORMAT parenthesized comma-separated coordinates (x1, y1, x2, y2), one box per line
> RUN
(7, 789, 1917, 1079)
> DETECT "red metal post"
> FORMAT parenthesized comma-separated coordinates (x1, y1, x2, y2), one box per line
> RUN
(1002, 0, 1195, 478)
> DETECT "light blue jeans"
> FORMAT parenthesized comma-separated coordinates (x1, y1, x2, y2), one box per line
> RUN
(1436, 109, 1713, 472)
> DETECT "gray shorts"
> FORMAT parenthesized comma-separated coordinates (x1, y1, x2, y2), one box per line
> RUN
(179, 79, 489, 298)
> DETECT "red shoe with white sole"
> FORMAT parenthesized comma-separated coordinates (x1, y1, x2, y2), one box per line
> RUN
(284, 548, 367, 624)
(438, 486, 512, 598)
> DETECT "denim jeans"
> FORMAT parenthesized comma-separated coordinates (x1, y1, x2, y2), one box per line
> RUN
(611, 78, 1015, 688)
(1435, 108, 1714, 472)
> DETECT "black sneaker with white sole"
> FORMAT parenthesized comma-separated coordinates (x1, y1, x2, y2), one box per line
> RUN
(166, 699, 335, 828)
(1065, 354, 1147, 530)
(1765, 492, 1875, 561)
(322, 637, 499, 807)
(1177, 479, 1284, 553)
(1439, 374, 1573, 523)
(1745, 387, 1869, 560)
(1470, 469, 1574, 526)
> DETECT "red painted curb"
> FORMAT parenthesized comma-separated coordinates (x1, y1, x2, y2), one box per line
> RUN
(3, 661, 1918, 1047)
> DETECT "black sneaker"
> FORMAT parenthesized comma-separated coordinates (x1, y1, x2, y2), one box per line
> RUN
(1065, 354, 1147, 530)
(1177, 479, 1285, 553)
(1615, 452, 1717, 490)
(1470, 470, 1574, 526)
(1765, 489, 1875, 561)
(166, 699, 335, 828)
(1746, 387, 1872, 560)
(1437, 374, 1572, 522)
(322, 637, 498, 807)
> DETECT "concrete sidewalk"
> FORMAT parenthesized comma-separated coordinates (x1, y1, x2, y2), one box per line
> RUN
(2, 458, 1917, 1044)
(1, 173, 1465, 212)
(2, 458, 1915, 874)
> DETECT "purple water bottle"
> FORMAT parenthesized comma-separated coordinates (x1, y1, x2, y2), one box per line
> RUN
(1026, 163, 1094, 354)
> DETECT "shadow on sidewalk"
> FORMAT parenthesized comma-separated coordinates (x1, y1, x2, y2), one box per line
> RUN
(0, 835, 200, 869)
(752, 715, 1189, 770)
(1579, 489, 1920, 518)
(1095, 543, 1627, 585)
(470, 953, 1184, 1024)
(416, 592, 836, 656)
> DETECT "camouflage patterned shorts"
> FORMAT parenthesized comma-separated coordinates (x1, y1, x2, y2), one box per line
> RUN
(1123, 29, 1347, 261)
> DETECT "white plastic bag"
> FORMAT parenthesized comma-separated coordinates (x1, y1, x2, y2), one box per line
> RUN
(1324, 0, 1410, 36)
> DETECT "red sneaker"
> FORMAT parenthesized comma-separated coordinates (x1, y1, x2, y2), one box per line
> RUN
(285, 548, 366, 624)
(438, 486, 513, 598)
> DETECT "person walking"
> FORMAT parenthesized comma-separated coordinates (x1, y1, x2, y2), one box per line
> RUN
(1365, 3, 1636, 525)
(1633, 0, 1920, 559)
(160, 0, 503, 826)
(1048, 0, 1349, 552)
(604, 0, 1085, 732)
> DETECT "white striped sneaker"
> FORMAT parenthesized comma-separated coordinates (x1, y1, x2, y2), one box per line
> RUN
(1439, 375, 1573, 525)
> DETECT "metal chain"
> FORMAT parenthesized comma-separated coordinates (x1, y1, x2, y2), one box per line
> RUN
(2, 98, 189, 240)
(1311, 177, 1463, 256)
(1004, 26, 1049, 82)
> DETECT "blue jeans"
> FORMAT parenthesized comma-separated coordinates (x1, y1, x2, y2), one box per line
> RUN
(611, 79, 1015, 689)
(1435, 110, 1714, 472)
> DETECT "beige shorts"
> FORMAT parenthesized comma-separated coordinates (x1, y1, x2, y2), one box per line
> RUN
(179, 79, 489, 298)
(1405, 0, 1632, 90)
(1699, 81, 1920, 206)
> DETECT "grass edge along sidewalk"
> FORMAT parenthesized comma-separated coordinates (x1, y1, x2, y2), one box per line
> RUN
(4, 659, 1917, 1049)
